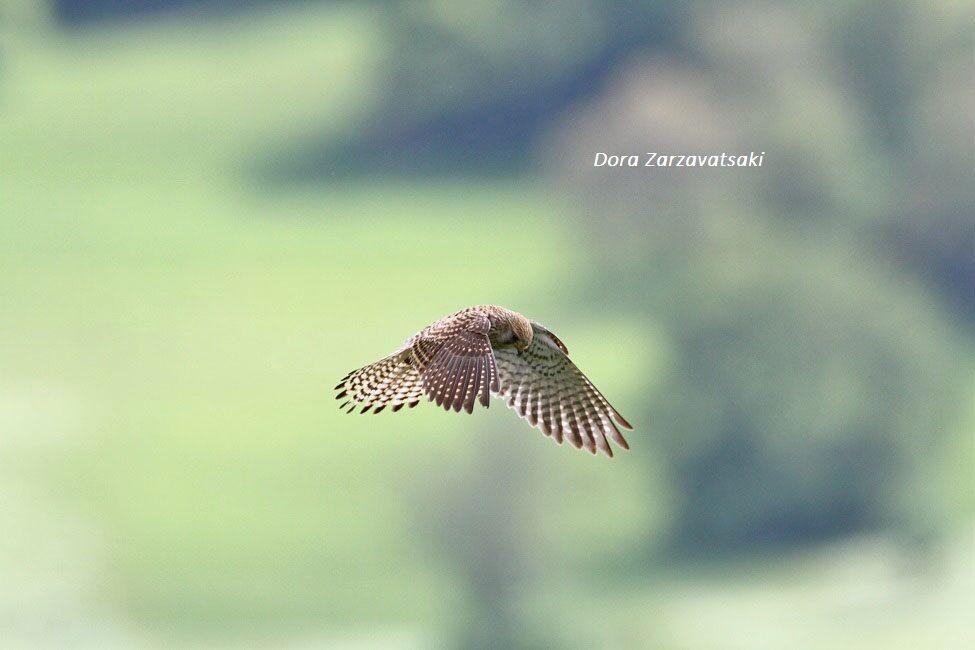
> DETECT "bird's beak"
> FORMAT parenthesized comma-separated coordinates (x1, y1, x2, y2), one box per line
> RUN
(516, 341, 529, 352)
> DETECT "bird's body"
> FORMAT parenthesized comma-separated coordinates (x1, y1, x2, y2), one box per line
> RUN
(336, 305, 633, 456)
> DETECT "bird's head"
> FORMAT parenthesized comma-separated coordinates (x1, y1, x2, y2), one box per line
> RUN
(511, 315, 534, 352)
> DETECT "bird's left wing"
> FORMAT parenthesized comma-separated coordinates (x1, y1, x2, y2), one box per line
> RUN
(494, 326, 632, 457)
(420, 313, 499, 413)
(335, 350, 424, 414)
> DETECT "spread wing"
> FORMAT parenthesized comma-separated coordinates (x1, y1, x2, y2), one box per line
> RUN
(336, 309, 499, 416)
(494, 326, 633, 457)
(335, 351, 424, 414)
(420, 314, 499, 413)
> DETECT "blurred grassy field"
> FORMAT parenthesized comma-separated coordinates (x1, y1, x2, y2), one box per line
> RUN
(1, 5, 650, 643)
(1, 4, 973, 648)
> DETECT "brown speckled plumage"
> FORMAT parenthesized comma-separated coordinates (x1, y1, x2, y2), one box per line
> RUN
(335, 305, 633, 457)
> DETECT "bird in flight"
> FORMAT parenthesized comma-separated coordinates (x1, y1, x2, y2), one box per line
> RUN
(335, 305, 633, 457)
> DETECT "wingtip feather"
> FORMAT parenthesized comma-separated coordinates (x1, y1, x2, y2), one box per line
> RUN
(613, 412, 634, 430)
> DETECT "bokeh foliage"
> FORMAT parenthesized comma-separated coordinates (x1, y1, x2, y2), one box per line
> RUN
(543, 1, 972, 551)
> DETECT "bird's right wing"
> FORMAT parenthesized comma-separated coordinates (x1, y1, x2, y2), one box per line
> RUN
(494, 329, 632, 457)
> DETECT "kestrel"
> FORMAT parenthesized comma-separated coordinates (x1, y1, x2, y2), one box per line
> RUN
(335, 305, 633, 456)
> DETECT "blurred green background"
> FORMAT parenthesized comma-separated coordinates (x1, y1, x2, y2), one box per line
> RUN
(2, 1, 974, 648)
